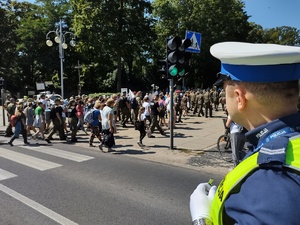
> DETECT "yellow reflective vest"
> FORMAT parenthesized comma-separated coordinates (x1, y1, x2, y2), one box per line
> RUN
(210, 136, 300, 225)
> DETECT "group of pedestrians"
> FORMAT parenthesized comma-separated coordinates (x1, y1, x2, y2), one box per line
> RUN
(2, 86, 226, 150)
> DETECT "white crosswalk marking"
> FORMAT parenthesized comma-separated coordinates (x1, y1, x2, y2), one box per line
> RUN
(0, 168, 17, 181)
(0, 147, 62, 171)
(0, 183, 79, 225)
(20, 145, 95, 162)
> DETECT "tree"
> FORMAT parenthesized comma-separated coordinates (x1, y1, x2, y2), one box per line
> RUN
(264, 26, 300, 46)
(152, 0, 251, 88)
(0, 0, 19, 91)
(71, 0, 156, 92)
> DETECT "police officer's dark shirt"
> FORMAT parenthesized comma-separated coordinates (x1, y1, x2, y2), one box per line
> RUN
(224, 112, 300, 225)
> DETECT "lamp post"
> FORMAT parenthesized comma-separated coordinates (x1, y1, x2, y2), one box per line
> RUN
(75, 60, 82, 96)
(46, 20, 76, 99)
(0, 77, 5, 126)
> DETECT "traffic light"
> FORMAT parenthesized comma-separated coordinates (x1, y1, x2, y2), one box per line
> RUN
(166, 36, 192, 78)
(178, 52, 192, 77)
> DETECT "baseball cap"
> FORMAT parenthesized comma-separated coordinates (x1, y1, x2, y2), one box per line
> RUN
(211, 42, 300, 85)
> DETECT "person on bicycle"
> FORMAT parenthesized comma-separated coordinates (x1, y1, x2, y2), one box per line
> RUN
(190, 42, 300, 225)
(225, 115, 247, 167)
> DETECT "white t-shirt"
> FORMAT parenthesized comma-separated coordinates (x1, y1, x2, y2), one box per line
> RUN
(142, 101, 151, 116)
(228, 115, 243, 134)
(141, 113, 146, 121)
(101, 106, 114, 130)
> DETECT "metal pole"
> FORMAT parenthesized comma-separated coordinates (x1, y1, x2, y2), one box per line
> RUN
(59, 20, 64, 99)
(169, 78, 174, 149)
(1, 88, 5, 126)
(77, 60, 81, 96)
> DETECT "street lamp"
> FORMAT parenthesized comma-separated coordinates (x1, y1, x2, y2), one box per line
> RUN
(46, 20, 76, 99)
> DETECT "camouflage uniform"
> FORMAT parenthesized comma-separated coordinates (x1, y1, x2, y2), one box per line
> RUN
(203, 90, 213, 118)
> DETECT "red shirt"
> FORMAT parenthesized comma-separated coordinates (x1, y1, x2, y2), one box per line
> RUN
(76, 105, 84, 116)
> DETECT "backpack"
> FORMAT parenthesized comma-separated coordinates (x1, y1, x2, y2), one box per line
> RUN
(159, 100, 165, 109)
(130, 98, 138, 110)
(10, 115, 18, 127)
(7, 104, 15, 115)
(84, 109, 95, 124)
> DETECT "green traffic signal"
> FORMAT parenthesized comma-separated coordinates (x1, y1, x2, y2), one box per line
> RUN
(169, 65, 178, 76)
(178, 68, 185, 76)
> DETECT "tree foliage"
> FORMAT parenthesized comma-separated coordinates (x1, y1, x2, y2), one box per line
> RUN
(0, 0, 299, 97)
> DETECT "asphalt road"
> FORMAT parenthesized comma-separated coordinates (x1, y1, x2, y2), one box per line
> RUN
(0, 139, 224, 225)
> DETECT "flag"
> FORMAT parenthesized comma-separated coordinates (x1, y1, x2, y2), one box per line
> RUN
(128, 89, 135, 100)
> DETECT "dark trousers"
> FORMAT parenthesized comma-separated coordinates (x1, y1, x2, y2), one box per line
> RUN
(5, 114, 13, 136)
(69, 117, 78, 140)
(150, 115, 163, 134)
(102, 129, 115, 148)
(175, 105, 182, 122)
(48, 118, 65, 140)
(121, 107, 130, 126)
(204, 102, 212, 118)
(193, 103, 204, 116)
(138, 123, 146, 143)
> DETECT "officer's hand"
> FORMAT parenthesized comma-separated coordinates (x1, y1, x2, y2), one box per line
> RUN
(190, 183, 217, 221)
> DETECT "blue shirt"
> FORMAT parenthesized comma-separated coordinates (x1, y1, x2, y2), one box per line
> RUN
(224, 113, 300, 225)
(90, 109, 100, 127)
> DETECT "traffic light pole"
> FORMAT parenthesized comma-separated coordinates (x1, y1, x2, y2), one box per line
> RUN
(169, 78, 174, 149)
(166, 36, 191, 149)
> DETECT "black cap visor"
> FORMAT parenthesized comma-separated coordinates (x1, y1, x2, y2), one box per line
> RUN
(213, 73, 232, 86)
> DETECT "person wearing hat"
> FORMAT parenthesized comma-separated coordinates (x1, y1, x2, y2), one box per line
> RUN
(190, 42, 300, 225)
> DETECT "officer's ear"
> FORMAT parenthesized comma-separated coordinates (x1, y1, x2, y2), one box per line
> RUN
(234, 86, 247, 111)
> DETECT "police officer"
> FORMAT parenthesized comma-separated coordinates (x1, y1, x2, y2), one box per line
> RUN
(190, 42, 300, 225)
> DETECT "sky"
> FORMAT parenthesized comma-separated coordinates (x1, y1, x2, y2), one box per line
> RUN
(243, 0, 300, 29)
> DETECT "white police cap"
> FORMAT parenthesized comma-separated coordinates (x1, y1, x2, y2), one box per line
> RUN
(210, 42, 300, 84)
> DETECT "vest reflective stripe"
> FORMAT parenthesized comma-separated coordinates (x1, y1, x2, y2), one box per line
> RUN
(210, 137, 300, 225)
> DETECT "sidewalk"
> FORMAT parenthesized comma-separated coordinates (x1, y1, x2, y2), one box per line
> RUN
(109, 110, 232, 176)
(0, 107, 232, 176)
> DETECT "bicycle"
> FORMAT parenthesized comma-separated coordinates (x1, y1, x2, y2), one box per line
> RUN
(217, 118, 249, 163)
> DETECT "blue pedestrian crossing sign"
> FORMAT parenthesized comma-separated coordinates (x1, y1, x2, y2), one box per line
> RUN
(185, 31, 201, 54)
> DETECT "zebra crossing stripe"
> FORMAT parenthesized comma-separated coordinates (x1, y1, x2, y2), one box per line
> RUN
(21, 145, 95, 162)
(0, 147, 61, 171)
(0, 168, 17, 181)
(0, 183, 78, 225)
